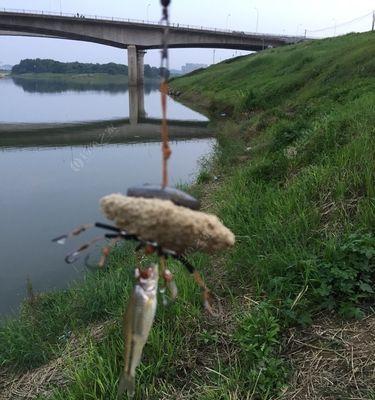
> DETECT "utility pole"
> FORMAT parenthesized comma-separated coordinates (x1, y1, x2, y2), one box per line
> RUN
(332, 18, 337, 36)
(296, 23, 303, 36)
(213, 49, 216, 64)
(254, 7, 259, 33)
(226, 14, 231, 30)
(147, 3, 151, 22)
(372, 10, 375, 31)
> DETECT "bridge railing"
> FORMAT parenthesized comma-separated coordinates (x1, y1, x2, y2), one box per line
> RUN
(0, 8, 307, 40)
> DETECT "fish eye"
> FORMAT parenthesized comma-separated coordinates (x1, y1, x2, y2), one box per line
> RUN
(140, 268, 152, 279)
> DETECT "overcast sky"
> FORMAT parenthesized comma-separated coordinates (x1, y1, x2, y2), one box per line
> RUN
(0, 0, 373, 68)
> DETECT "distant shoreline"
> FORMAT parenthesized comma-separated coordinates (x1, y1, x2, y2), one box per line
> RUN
(0, 71, 11, 78)
(10, 73, 159, 84)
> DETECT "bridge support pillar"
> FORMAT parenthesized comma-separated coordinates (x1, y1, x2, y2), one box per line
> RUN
(127, 45, 138, 86)
(128, 45, 146, 86)
(129, 85, 146, 124)
(128, 45, 146, 122)
(138, 88, 146, 119)
(137, 50, 146, 118)
(137, 50, 146, 86)
(129, 85, 139, 124)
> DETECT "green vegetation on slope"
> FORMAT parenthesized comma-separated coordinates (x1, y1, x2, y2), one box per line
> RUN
(172, 32, 375, 318)
(1, 32, 374, 399)
(171, 32, 375, 396)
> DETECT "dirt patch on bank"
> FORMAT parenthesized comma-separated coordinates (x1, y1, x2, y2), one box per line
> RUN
(0, 320, 114, 400)
(281, 312, 375, 400)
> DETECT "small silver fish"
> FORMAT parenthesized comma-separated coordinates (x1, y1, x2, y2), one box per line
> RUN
(117, 263, 158, 399)
(163, 268, 178, 300)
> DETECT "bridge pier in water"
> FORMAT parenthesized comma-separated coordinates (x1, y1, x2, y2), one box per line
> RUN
(137, 50, 146, 86)
(128, 85, 146, 124)
(127, 45, 146, 124)
(127, 45, 146, 86)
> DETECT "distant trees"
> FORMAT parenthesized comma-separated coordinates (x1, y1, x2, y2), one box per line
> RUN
(144, 64, 159, 79)
(12, 59, 128, 75)
(12, 59, 163, 78)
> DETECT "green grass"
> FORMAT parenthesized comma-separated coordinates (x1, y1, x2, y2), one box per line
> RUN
(171, 30, 374, 393)
(1, 31, 374, 399)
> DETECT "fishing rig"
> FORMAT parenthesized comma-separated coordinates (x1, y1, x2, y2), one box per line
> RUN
(53, 0, 235, 397)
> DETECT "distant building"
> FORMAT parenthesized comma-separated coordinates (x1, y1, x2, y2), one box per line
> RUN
(181, 63, 208, 74)
(0, 64, 13, 71)
(169, 69, 183, 77)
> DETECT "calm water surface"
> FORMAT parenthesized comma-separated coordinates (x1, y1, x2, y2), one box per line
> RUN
(0, 77, 214, 316)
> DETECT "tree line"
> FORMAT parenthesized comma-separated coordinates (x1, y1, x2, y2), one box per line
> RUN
(12, 59, 162, 78)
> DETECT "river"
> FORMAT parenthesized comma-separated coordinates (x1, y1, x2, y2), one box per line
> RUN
(0, 76, 214, 317)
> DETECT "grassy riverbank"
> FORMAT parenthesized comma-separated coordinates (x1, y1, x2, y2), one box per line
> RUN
(170, 31, 375, 397)
(1, 31, 374, 399)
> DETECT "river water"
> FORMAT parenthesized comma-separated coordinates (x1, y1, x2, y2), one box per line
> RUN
(0, 76, 214, 317)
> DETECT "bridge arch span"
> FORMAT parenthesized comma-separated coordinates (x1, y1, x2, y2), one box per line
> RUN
(0, 10, 303, 51)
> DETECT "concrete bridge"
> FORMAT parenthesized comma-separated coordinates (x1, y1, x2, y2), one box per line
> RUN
(0, 9, 307, 85)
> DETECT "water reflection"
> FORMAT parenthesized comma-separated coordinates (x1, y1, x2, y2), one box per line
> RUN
(0, 77, 207, 123)
(0, 118, 210, 149)
(12, 76, 160, 94)
(0, 77, 214, 317)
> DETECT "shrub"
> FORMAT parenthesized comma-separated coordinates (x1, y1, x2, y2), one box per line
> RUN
(235, 303, 288, 397)
(313, 232, 375, 318)
(242, 89, 265, 111)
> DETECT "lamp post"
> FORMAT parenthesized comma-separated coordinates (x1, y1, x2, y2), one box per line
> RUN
(253, 7, 259, 33)
(296, 23, 303, 36)
(332, 18, 337, 36)
(59, 0, 62, 14)
(226, 13, 231, 30)
(147, 3, 151, 22)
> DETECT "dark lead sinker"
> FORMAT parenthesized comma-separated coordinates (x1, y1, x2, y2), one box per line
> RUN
(127, 184, 200, 210)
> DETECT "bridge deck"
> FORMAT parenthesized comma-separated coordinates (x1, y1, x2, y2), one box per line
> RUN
(0, 9, 308, 50)
(0, 8, 306, 40)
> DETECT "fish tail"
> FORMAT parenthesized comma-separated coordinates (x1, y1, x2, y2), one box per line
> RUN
(117, 372, 135, 399)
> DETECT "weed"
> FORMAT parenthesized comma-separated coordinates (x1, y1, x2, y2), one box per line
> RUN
(313, 232, 375, 318)
(235, 303, 288, 397)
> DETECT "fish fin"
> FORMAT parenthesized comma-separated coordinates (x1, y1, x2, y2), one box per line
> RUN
(117, 372, 135, 399)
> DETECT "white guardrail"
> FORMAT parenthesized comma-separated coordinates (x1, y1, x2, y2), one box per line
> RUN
(0, 8, 307, 40)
